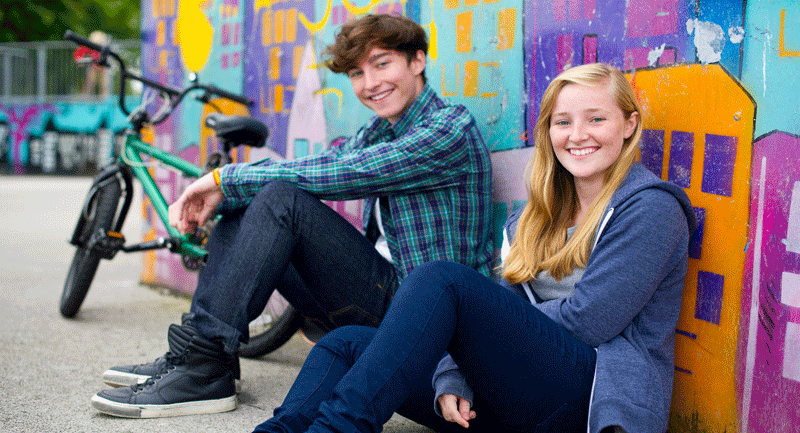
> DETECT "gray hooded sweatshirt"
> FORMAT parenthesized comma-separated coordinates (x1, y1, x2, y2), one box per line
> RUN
(433, 162, 696, 433)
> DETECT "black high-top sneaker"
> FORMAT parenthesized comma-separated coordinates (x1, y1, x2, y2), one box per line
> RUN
(102, 318, 241, 392)
(90, 324, 237, 418)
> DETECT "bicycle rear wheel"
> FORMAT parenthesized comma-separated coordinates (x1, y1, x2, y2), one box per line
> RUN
(60, 178, 122, 318)
(239, 291, 302, 358)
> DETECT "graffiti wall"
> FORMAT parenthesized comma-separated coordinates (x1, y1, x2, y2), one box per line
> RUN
(0, 0, 794, 431)
(138, 1, 799, 432)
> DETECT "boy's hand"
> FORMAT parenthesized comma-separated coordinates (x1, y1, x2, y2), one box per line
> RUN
(168, 171, 223, 235)
(437, 394, 476, 428)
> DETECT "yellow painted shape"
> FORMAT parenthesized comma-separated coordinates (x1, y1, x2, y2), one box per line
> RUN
(464, 60, 478, 97)
(465, 0, 479, 5)
(484, 0, 498, 3)
(275, 9, 285, 44)
(299, 0, 331, 33)
(314, 88, 343, 117)
(270, 47, 281, 80)
(157, 20, 166, 46)
(293, 46, 304, 79)
(342, 0, 382, 15)
(628, 64, 753, 433)
(286, 8, 298, 43)
(274, 84, 285, 113)
(261, 8, 272, 45)
(176, 0, 213, 72)
(456, 11, 473, 53)
(780, 9, 800, 57)
(444, 0, 459, 9)
(497, 8, 516, 50)
(199, 98, 251, 166)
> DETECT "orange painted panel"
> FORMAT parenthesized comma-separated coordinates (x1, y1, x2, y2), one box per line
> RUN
(628, 64, 754, 433)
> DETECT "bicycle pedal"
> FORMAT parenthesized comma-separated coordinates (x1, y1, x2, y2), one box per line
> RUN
(88, 229, 126, 260)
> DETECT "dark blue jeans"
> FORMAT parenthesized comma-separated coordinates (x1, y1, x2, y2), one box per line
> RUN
(254, 261, 597, 433)
(188, 181, 400, 355)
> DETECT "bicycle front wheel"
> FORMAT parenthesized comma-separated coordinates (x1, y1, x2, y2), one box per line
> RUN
(238, 291, 302, 358)
(60, 179, 122, 318)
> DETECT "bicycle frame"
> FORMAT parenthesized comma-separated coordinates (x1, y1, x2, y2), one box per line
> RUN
(121, 133, 208, 259)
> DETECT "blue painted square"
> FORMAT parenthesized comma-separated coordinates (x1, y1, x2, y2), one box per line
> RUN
(695, 271, 724, 325)
(689, 207, 705, 259)
(640, 129, 665, 178)
(294, 139, 309, 158)
(702, 134, 737, 197)
(668, 131, 693, 188)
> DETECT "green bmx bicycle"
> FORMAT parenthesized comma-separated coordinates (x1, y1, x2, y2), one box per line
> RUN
(61, 31, 301, 357)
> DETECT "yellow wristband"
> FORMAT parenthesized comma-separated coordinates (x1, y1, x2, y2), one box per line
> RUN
(212, 168, 221, 185)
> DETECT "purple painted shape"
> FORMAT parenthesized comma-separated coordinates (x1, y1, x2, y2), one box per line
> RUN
(640, 128, 665, 177)
(526, 0, 695, 148)
(702, 134, 737, 197)
(696, 271, 724, 325)
(689, 207, 705, 259)
(557, 33, 574, 73)
(668, 131, 693, 188)
(626, 0, 680, 38)
(243, 0, 314, 158)
(583, 35, 598, 64)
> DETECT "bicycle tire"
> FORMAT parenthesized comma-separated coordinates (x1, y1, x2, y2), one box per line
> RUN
(238, 292, 303, 358)
(60, 179, 122, 318)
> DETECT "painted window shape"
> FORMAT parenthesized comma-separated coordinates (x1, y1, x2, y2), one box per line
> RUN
(702, 134, 737, 197)
(696, 270, 724, 325)
(640, 128, 665, 177)
(669, 131, 693, 188)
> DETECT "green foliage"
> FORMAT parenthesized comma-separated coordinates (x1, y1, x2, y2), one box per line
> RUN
(0, 0, 140, 42)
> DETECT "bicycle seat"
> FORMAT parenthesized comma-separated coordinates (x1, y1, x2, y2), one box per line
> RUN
(205, 113, 269, 150)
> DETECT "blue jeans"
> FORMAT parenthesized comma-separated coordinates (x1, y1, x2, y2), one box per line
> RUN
(254, 261, 597, 433)
(188, 181, 400, 355)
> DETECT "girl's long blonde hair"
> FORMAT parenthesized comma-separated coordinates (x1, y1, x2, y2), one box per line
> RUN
(502, 63, 643, 283)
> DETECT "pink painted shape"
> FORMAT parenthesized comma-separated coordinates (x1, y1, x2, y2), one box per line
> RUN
(659, 48, 677, 65)
(623, 47, 651, 70)
(0, 104, 53, 174)
(738, 132, 800, 433)
(625, 0, 679, 38)
(583, 35, 598, 64)
(583, 0, 596, 20)
(569, 0, 581, 20)
(553, 0, 566, 22)
(557, 33, 574, 74)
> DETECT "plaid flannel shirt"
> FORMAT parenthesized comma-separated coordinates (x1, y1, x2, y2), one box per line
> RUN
(218, 85, 494, 280)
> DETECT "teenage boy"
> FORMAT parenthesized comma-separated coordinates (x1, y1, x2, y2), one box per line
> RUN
(90, 13, 493, 418)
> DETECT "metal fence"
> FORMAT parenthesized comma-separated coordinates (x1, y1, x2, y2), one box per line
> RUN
(0, 39, 140, 103)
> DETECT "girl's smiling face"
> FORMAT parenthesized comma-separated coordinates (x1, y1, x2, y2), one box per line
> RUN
(549, 82, 639, 191)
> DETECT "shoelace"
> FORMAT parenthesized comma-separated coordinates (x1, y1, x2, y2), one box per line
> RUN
(132, 352, 187, 392)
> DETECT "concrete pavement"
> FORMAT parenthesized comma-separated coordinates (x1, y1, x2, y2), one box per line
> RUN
(0, 175, 430, 433)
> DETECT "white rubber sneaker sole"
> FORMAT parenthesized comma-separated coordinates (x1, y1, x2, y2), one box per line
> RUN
(90, 394, 237, 418)
(102, 370, 242, 393)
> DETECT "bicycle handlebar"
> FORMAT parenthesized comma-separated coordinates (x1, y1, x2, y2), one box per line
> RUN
(64, 30, 253, 125)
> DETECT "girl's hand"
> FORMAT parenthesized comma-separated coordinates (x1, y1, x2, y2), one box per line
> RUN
(437, 394, 476, 428)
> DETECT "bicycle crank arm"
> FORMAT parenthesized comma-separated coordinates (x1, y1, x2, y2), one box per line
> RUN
(121, 237, 176, 253)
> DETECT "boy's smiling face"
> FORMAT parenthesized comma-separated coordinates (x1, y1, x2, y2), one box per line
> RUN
(348, 47, 426, 124)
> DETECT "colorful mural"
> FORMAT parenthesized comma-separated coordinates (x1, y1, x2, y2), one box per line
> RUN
(2, 0, 799, 430)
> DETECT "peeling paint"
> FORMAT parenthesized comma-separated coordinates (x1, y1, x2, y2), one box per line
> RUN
(687, 19, 726, 65)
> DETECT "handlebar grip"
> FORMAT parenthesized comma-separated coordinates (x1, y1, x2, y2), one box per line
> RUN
(206, 84, 254, 107)
(64, 30, 105, 52)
